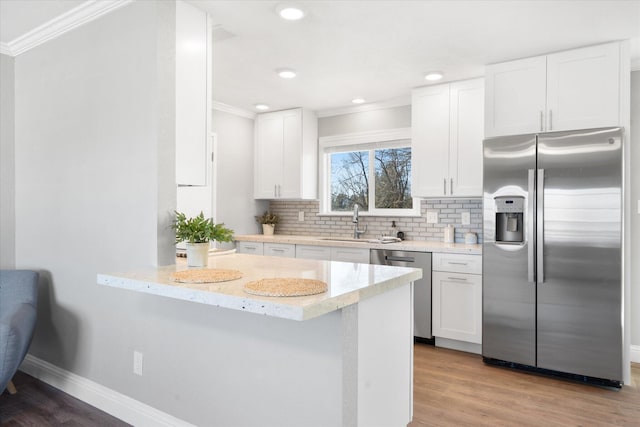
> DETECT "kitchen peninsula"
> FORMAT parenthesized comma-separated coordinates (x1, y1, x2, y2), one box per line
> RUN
(98, 253, 421, 427)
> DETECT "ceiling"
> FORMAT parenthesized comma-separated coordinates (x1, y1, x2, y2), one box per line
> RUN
(2, 0, 639, 115)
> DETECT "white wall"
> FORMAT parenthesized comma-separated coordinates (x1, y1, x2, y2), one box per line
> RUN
(630, 70, 639, 348)
(0, 53, 15, 268)
(11, 1, 239, 424)
(318, 105, 411, 137)
(212, 109, 267, 244)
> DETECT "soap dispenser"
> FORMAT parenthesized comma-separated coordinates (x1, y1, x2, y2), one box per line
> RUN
(389, 220, 397, 237)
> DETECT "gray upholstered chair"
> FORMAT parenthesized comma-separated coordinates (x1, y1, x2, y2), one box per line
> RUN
(0, 270, 38, 394)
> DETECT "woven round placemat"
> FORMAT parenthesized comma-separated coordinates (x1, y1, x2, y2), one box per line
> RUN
(170, 269, 243, 283)
(244, 278, 328, 297)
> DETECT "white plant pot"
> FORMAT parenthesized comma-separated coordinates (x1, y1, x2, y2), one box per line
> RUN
(262, 224, 275, 235)
(186, 242, 209, 267)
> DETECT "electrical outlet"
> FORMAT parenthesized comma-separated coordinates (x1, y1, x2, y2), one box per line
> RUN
(461, 211, 471, 225)
(298, 211, 305, 222)
(133, 351, 143, 376)
(426, 211, 438, 224)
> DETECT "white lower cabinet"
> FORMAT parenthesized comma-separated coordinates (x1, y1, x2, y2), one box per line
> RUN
(296, 245, 332, 260)
(330, 247, 370, 264)
(264, 243, 296, 258)
(432, 253, 482, 350)
(237, 241, 264, 255)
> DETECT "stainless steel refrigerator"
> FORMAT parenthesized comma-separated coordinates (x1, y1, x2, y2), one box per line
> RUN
(482, 127, 623, 387)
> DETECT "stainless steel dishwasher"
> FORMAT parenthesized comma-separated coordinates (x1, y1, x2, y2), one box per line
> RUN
(370, 249, 432, 340)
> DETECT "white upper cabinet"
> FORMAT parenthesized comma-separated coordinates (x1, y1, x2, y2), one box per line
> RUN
(484, 56, 546, 137)
(546, 43, 621, 131)
(485, 41, 625, 137)
(175, 0, 211, 186)
(449, 79, 485, 197)
(254, 108, 318, 200)
(412, 78, 484, 198)
(411, 84, 450, 197)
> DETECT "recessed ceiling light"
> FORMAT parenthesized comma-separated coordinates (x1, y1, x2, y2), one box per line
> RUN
(255, 104, 270, 111)
(275, 3, 306, 20)
(424, 71, 444, 81)
(277, 68, 297, 79)
(351, 98, 365, 104)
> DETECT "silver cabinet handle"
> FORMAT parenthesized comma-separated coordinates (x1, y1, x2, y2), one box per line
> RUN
(450, 178, 453, 195)
(540, 111, 544, 131)
(385, 255, 415, 263)
(447, 276, 468, 281)
(549, 110, 553, 131)
(527, 169, 535, 283)
(443, 178, 447, 195)
(537, 169, 545, 283)
(447, 261, 468, 266)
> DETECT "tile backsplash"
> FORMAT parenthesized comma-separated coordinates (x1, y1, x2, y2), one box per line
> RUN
(268, 199, 483, 244)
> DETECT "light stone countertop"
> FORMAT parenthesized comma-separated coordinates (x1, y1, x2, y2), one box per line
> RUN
(97, 253, 422, 321)
(235, 234, 482, 254)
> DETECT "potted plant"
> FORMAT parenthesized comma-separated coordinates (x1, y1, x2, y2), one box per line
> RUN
(255, 211, 280, 236)
(172, 211, 234, 267)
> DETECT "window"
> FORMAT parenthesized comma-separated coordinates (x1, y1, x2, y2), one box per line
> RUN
(320, 129, 419, 216)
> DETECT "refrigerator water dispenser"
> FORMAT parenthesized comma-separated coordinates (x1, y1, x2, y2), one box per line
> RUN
(495, 196, 524, 244)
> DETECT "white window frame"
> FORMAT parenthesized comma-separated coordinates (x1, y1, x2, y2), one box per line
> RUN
(319, 128, 420, 217)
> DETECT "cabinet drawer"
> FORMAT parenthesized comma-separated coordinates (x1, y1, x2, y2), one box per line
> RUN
(237, 241, 264, 255)
(296, 245, 331, 260)
(330, 247, 370, 264)
(432, 253, 481, 274)
(264, 243, 296, 258)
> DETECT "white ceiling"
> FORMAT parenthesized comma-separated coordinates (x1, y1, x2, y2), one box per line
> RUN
(2, 0, 639, 115)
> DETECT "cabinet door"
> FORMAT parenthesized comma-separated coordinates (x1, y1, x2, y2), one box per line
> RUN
(546, 42, 620, 132)
(411, 84, 450, 197)
(175, 0, 209, 185)
(280, 109, 303, 198)
(264, 243, 296, 258)
(484, 56, 546, 137)
(296, 245, 331, 260)
(432, 272, 482, 344)
(449, 79, 484, 197)
(254, 113, 283, 198)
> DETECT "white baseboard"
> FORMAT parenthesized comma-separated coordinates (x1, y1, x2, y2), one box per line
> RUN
(631, 345, 640, 364)
(20, 354, 195, 427)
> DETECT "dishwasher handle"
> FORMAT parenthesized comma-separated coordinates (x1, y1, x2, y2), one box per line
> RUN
(385, 255, 415, 263)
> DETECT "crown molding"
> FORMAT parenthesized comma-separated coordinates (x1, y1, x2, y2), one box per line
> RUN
(4, 0, 133, 57)
(0, 42, 11, 56)
(316, 96, 411, 118)
(212, 101, 256, 120)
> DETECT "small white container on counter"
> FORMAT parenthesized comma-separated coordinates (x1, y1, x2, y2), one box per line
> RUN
(443, 225, 455, 243)
(464, 232, 478, 244)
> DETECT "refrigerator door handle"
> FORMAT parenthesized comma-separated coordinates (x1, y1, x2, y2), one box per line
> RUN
(527, 169, 536, 283)
(537, 169, 545, 283)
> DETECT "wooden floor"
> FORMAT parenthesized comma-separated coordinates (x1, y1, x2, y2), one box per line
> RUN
(0, 371, 129, 426)
(1, 345, 638, 426)
(410, 343, 640, 427)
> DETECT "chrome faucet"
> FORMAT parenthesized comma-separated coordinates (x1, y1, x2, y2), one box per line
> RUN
(352, 203, 367, 239)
